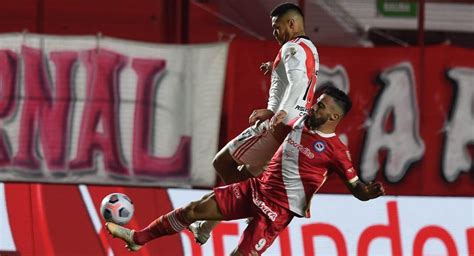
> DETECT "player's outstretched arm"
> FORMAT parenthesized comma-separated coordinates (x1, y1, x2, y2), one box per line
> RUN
(345, 180, 385, 201)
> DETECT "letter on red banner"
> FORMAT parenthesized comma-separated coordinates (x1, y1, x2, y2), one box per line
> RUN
(361, 63, 424, 182)
(443, 68, 474, 182)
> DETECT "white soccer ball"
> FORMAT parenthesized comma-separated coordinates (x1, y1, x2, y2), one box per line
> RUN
(100, 193, 134, 225)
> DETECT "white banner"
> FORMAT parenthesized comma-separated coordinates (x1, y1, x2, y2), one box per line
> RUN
(169, 189, 474, 256)
(0, 33, 229, 187)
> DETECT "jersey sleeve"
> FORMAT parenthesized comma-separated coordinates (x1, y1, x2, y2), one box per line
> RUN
(333, 145, 359, 184)
(278, 42, 307, 113)
(267, 74, 284, 113)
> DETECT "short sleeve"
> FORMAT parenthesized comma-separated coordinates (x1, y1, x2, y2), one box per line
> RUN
(281, 42, 305, 72)
(333, 147, 359, 184)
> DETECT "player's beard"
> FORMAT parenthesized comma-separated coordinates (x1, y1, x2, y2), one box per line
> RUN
(308, 114, 327, 130)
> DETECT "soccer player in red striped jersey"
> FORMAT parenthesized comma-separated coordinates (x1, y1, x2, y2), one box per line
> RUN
(105, 86, 385, 255)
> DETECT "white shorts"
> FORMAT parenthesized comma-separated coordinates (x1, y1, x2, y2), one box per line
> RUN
(227, 120, 280, 176)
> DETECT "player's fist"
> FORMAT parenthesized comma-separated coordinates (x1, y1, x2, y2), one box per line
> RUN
(269, 110, 287, 130)
(249, 109, 274, 125)
(366, 181, 385, 199)
(259, 61, 273, 75)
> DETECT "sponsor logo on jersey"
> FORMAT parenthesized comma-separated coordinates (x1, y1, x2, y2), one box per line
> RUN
(313, 141, 326, 152)
(252, 191, 278, 221)
(231, 184, 241, 199)
(295, 105, 307, 112)
(287, 138, 314, 159)
(290, 47, 297, 55)
(237, 129, 253, 142)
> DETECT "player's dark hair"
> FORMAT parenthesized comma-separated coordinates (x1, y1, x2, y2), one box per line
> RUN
(323, 86, 352, 116)
(270, 3, 304, 18)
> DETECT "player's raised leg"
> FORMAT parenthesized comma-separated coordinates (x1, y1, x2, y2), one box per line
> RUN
(190, 120, 284, 245)
(212, 121, 272, 184)
(213, 145, 254, 184)
(106, 192, 223, 251)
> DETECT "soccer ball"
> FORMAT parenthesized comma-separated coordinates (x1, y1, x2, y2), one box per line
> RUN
(100, 193, 134, 225)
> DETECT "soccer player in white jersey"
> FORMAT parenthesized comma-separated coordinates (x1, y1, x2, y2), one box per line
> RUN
(194, 2, 320, 244)
(105, 86, 385, 255)
(216, 2, 319, 182)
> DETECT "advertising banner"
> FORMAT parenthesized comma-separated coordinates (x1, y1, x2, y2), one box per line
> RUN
(1, 183, 472, 255)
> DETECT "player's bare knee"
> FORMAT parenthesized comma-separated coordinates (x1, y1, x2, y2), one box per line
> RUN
(212, 154, 228, 174)
(212, 155, 222, 173)
(212, 150, 232, 175)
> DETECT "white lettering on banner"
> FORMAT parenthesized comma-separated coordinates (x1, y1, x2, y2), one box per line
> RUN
(443, 67, 474, 182)
(318, 65, 350, 94)
(361, 62, 425, 182)
(168, 189, 474, 256)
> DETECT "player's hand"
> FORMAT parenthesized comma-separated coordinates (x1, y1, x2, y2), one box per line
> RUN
(269, 110, 287, 130)
(365, 181, 385, 199)
(259, 61, 273, 75)
(249, 109, 274, 125)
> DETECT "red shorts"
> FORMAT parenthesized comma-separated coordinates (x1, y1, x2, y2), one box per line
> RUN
(214, 179, 294, 255)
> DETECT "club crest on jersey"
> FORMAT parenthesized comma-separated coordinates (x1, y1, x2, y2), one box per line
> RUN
(290, 47, 297, 55)
(313, 141, 326, 153)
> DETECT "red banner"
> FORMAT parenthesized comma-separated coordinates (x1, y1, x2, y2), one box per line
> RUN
(223, 42, 474, 196)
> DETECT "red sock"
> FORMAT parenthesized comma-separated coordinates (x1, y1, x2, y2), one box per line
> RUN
(132, 208, 192, 245)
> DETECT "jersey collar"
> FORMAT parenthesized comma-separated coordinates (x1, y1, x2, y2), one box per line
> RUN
(303, 116, 336, 137)
(312, 130, 336, 138)
(296, 35, 311, 40)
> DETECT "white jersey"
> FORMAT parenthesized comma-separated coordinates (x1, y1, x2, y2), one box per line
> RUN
(267, 36, 319, 123)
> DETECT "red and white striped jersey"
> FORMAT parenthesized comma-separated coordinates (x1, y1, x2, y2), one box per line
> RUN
(267, 36, 319, 123)
(257, 116, 358, 217)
